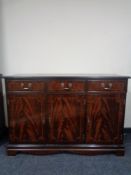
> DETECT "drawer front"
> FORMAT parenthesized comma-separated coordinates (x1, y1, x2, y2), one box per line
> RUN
(6, 80, 45, 91)
(87, 80, 126, 92)
(47, 80, 85, 92)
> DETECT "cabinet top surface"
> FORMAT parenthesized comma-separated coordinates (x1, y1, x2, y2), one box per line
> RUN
(4, 74, 130, 79)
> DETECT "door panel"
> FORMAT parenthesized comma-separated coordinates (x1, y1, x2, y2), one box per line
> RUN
(8, 93, 46, 143)
(86, 94, 125, 144)
(47, 95, 85, 144)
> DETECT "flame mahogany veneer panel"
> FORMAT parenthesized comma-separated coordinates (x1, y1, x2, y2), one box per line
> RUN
(8, 94, 46, 144)
(86, 94, 125, 144)
(47, 95, 85, 144)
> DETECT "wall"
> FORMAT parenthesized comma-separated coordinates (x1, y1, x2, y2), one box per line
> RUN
(1, 0, 131, 126)
(0, 0, 4, 73)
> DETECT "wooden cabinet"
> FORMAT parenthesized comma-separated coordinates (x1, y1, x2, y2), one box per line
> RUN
(0, 75, 5, 139)
(5, 75, 129, 156)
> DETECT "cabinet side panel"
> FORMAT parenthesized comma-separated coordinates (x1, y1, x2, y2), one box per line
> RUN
(0, 78, 5, 138)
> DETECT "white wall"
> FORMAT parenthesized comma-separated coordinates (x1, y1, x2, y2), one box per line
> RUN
(0, 0, 4, 72)
(1, 0, 131, 126)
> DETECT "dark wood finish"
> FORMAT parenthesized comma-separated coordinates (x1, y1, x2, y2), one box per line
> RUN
(7, 80, 45, 91)
(87, 80, 127, 92)
(47, 94, 85, 144)
(0, 75, 5, 139)
(5, 75, 129, 156)
(47, 80, 85, 92)
(6, 144, 124, 156)
(86, 94, 125, 144)
(4, 74, 130, 79)
(7, 93, 46, 143)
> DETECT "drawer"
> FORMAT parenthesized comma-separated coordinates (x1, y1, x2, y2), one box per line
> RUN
(87, 80, 126, 92)
(6, 80, 45, 91)
(47, 80, 85, 92)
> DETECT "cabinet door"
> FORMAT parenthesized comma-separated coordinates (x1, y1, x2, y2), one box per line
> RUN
(8, 93, 46, 143)
(86, 94, 125, 144)
(47, 95, 85, 144)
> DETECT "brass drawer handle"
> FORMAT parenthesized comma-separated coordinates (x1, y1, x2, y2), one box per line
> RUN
(101, 82, 112, 90)
(104, 87, 110, 90)
(64, 87, 70, 90)
(23, 87, 30, 90)
(21, 82, 32, 90)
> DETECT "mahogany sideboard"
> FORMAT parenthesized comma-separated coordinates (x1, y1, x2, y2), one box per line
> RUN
(4, 74, 130, 156)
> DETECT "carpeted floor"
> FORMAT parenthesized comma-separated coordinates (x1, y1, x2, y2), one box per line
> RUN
(0, 134, 131, 175)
